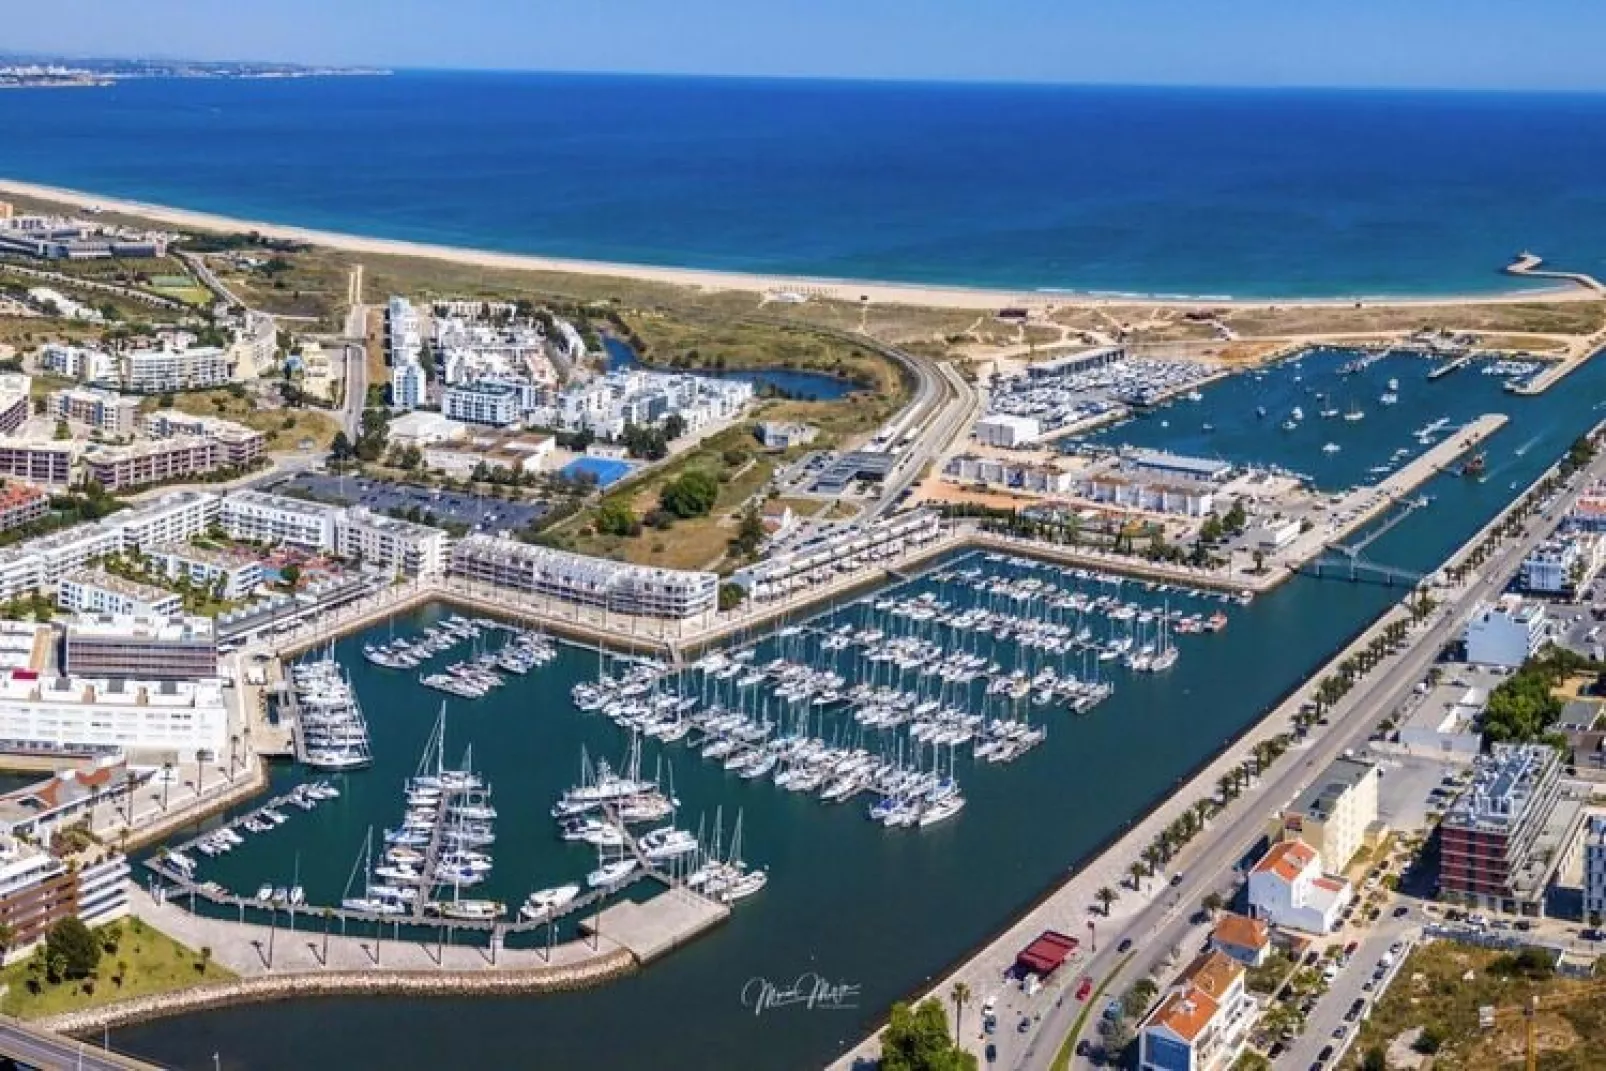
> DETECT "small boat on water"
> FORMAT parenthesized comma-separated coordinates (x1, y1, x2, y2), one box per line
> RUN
(587, 858, 639, 888)
(520, 884, 581, 921)
(1461, 452, 1487, 478)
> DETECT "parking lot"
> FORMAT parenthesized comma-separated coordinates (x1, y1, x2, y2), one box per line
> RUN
(274, 473, 548, 533)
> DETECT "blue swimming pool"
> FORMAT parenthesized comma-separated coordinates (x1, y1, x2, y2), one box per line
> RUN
(560, 457, 635, 487)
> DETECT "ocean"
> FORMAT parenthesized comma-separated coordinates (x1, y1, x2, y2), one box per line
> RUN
(2, 73, 1605, 297)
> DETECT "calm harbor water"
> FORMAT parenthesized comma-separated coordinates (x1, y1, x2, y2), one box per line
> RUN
(1086, 349, 1544, 491)
(116, 350, 1606, 1070)
(4, 75, 1606, 296)
(604, 337, 860, 400)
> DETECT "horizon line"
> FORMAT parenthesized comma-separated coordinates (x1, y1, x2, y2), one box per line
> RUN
(5, 50, 1606, 96)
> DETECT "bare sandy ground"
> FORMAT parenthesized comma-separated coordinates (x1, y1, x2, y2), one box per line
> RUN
(1, 177, 1594, 312)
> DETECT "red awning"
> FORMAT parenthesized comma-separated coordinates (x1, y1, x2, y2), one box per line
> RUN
(1015, 930, 1078, 977)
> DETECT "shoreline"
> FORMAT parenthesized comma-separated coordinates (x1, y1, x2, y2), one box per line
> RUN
(0, 177, 1590, 311)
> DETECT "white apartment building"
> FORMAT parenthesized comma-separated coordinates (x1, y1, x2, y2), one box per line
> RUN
(23, 525, 123, 586)
(150, 544, 263, 601)
(219, 491, 341, 551)
(1247, 840, 1353, 934)
(1464, 595, 1550, 668)
(392, 359, 426, 412)
(974, 413, 1043, 448)
(0, 439, 75, 486)
(48, 387, 141, 436)
(1583, 815, 1606, 921)
(336, 508, 448, 578)
(731, 511, 944, 603)
(230, 311, 278, 376)
(0, 670, 227, 760)
(120, 346, 233, 393)
(1521, 534, 1605, 595)
(58, 569, 182, 618)
(443, 382, 521, 427)
(531, 369, 753, 441)
(39, 343, 116, 383)
(113, 491, 220, 552)
(450, 535, 718, 619)
(387, 411, 467, 450)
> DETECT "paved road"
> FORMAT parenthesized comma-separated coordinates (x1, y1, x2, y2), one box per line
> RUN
(339, 266, 368, 437)
(0, 1017, 163, 1069)
(1023, 448, 1606, 1071)
(1280, 914, 1420, 1070)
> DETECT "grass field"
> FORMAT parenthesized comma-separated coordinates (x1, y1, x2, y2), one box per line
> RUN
(1345, 941, 1606, 1070)
(0, 916, 234, 1020)
(559, 424, 773, 571)
(153, 390, 340, 451)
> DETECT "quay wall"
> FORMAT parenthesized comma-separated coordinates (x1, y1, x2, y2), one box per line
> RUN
(120, 764, 271, 853)
(37, 948, 637, 1036)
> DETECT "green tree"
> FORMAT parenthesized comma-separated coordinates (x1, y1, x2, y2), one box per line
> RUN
(45, 917, 100, 980)
(659, 470, 720, 519)
(949, 980, 971, 1043)
(596, 500, 639, 538)
(280, 563, 302, 590)
(881, 998, 977, 1071)
(53, 419, 71, 441)
(1095, 886, 1118, 916)
(718, 582, 746, 611)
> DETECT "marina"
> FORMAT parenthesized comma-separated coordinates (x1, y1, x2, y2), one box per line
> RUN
(117, 342, 1606, 1071)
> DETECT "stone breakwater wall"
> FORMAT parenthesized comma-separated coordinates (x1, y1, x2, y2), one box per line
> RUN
(38, 949, 636, 1035)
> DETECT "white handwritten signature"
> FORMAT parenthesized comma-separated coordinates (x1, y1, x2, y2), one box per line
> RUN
(741, 972, 861, 1016)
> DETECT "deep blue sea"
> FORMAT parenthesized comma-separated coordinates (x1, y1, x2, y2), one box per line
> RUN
(3, 73, 1606, 297)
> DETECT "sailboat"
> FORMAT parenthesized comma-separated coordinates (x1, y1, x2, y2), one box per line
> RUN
(1344, 402, 1365, 423)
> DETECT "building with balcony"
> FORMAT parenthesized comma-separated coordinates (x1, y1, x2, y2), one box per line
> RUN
(58, 569, 182, 618)
(1138, 951, 1255, 1071)
(0, 836, 129, 963)
(148, 544, 262, 602)
(0, 669, 227, 760)
(142, 411, 265, 468)
(63, 614, 219, 681)
(48, 387, 140, 436)
(0, 482, 47, 535)
(1439, 743, 1585, 916)
(450, 535, 718, 620)
(442, 382, 521, 427)
(1273, 756, 1382, 874)
(0, 439, 75, 487)
(336, 508, 447, 578)
(218, 490, 341, 551)
(120, 346, 233, 393)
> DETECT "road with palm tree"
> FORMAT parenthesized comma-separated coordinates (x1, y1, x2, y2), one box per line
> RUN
(1027, 443, 1606, 1071)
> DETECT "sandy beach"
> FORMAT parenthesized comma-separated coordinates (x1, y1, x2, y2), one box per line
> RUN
(0, 176, 1594, 312)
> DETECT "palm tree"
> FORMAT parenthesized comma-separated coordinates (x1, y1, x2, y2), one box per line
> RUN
(1095, 886, 1118, 916)
(1128, 861, 1146, 890)
(950, 980, 972, 1041)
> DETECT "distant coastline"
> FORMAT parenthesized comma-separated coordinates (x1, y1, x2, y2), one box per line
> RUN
(0, 177, 1585, 312)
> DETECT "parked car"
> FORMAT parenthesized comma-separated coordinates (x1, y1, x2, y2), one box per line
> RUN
(1116, 937, 1133, 954)
(1075, 977, 1093, 1002)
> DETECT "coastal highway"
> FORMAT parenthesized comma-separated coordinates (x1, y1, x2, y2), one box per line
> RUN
(1025, 447, 1606, 1071)
(0, 1016, 163, 1070)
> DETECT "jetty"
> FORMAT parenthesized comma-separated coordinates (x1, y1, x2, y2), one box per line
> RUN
(1504, 251, 1606, 296)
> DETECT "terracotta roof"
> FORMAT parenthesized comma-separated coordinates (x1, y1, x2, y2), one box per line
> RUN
(1312, 876, 1348, 894)
(1253, 839, 1316, 882)
(1181, 950, 1244, 1000)
(1212, 912, 1270, 952)
(1148, 986, 1221, 1044)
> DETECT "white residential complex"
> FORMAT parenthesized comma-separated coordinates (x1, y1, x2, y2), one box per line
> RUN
(336, 508, 448, 578)
(121, 345, 233, 393)
(1247, 840, 1353, 934)
(443, 382, 522, 427)
(219, 491, 446, 578)
(48, 387, 141, 436)
(450, 535, 719, 619)
(530, 369, 753, 441)
(58, 569, 182, 617)
(388, 297, 426, 411)
(731, 511, 945, 604)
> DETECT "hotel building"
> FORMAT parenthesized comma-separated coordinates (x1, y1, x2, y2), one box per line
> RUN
(442, 382, 521, 427)
(1463, 595, 1550, 669)
(48, 387, 141, 437)
(113, 491, 220, 552)
(63, 614, 219, 681)
(450, 535, 719, 619)
(0, 837, 129, 963)
(1273, 756, 1381, 874)
(149, 543, 262, 601)
(0, 669, 227, 760)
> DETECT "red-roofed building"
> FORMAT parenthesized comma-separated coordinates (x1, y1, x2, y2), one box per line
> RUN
(1209, 913, 1271, 967)
(0, 481, 46, 534)
(1248, 840, 1352, 934)
(1138, 951, 1253, 1071)
(1014, 930, 1078, 979)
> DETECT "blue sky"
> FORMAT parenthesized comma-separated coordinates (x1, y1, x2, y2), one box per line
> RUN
(5, 0, 1603, 90)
